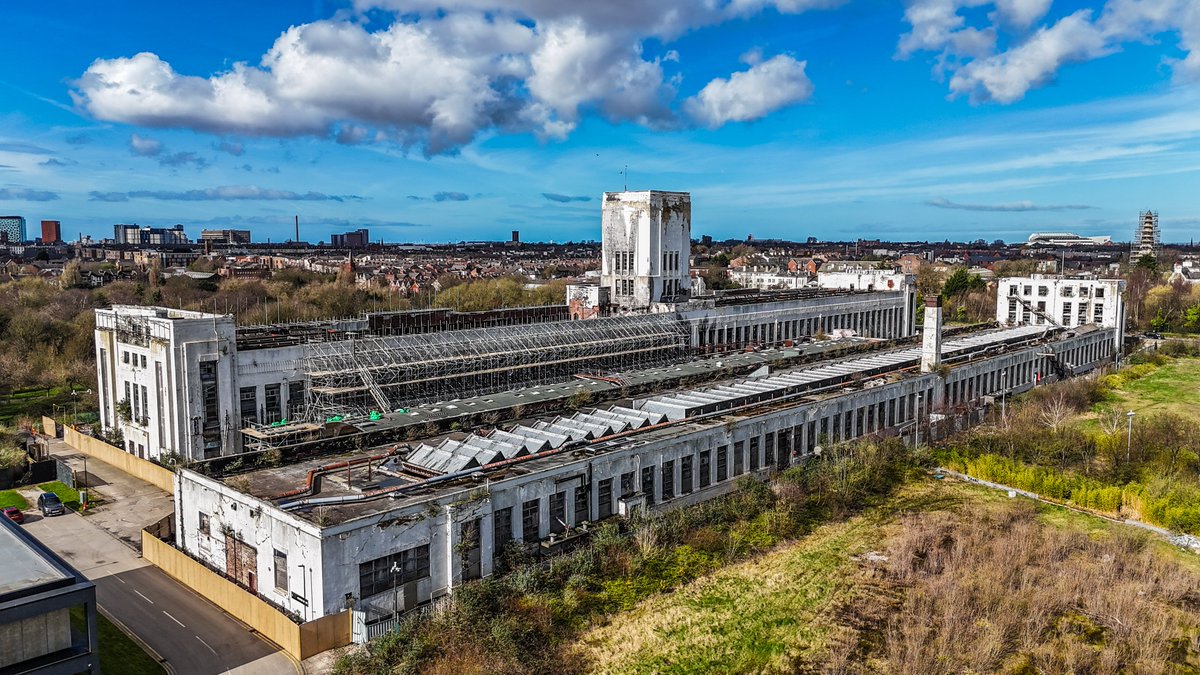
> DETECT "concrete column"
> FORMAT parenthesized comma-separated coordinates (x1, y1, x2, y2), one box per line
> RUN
(921, 297, 943, 373)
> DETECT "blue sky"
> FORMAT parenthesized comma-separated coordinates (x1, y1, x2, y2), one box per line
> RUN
(1, 0, 1199, 244)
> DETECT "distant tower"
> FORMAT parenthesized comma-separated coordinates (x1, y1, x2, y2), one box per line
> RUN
(601, 191, 691, 309)
(40, 220, 62, 244)
(1133, 210, 1161, 260)
(0, 216, 26, 244)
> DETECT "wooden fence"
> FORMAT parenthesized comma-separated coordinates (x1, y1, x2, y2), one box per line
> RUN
(59, 424, 176, 494)
(142, 528, 350, 660)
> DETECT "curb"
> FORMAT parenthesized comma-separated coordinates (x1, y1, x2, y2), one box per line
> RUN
(97, 604, 176, 675)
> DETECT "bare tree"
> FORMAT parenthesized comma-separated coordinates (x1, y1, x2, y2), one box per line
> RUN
(1038, 392, 1072, 434)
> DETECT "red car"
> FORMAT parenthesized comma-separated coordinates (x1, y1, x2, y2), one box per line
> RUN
(2, 506, 24, 524)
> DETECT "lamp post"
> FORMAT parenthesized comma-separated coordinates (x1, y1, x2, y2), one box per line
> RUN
(1126, 410, 1136, 465)
(914, 393, 923, 447)
(1000, 370, 1008, 425)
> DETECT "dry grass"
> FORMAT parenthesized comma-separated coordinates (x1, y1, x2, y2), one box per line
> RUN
(577, 480, 1200, 674)
(576, 481, 957, 674)
(825, 493, 1200, 674)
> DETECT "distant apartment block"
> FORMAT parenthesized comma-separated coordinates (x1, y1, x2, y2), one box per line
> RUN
(40, 219, 62, 244)
(0, 215, 27, 243)
(331, 228, 370, 247)
(729, 267, 809, 291)
(996, 274, 1125, 349)
(201, 229, 252, 244)
(1132, 210, 1161, 259)
(114, 223, 189, 246)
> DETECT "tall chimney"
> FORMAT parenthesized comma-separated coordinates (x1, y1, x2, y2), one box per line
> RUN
(921, 296, 943, 373)
(294, 215, 299, 243)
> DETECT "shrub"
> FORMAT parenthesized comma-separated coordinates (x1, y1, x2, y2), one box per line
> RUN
(0, 446, 25, 470)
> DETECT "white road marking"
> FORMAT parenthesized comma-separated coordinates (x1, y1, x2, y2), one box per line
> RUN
(116, 576, 126, 584)
(196, 636, 218, 655)
(163, 610, 186, 628)
(135, 590, 154, 604)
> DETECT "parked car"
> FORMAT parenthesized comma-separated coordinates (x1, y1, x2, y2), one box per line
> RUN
(1145, 332, 1164, 340)
(2, 506, 23, 524)
(37, 492, 65, 517)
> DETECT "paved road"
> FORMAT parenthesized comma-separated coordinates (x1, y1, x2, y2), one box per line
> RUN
(20, 499, 298, 674)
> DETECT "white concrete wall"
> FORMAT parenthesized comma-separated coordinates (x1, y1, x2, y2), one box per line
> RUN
(96, 306, 313, 461)
(601, 191, 691, 308)
(175, 471, 325, 621)
(996, 276, 1125, 349)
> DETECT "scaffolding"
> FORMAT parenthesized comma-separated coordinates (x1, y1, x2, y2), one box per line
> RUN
(304, 314, 689, 420)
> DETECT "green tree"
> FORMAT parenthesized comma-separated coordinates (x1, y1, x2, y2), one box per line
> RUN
(1135, 254, 1159, 273)
(940, 268, 984, 298)
(1184, 305, 1200, 333)
(1150, 309, 1169, 332)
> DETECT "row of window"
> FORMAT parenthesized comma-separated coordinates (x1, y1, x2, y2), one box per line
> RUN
(615, 278, 635, 297)
(123, 381, 150, 425)
(359, 546, 431, 599)
(240, 382, 306, 426)
(660, 250, 682, 273)
(612, 250, 635, 274)
(1006, 299, 1104, 326)
(121, 350, 148, 368)
(1009, 284, 1107, 299)
(492, 434, 799, 547)
(699, 308, 904, 350)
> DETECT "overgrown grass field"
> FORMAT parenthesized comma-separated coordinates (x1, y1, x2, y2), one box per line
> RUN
(1102, 355, 1200, 418)
(578, 479, 1200, 673)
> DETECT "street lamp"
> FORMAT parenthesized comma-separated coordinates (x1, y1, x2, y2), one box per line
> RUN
(1126, 410, 1136, 464)
(914, 393, 923, 447)
(1000, 370, 1008, 425)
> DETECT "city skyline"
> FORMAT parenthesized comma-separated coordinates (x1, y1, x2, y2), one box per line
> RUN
(2, 0, 1199, 243)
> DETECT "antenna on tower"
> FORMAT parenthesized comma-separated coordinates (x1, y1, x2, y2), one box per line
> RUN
(621, 164, 628, 192)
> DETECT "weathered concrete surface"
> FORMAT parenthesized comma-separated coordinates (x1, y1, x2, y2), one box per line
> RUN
(46, 436, 173, 551)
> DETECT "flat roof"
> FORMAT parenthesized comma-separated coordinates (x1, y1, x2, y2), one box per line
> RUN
(0, 518, 71, 601)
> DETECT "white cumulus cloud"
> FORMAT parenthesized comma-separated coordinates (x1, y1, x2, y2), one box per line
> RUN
(684, 54, 813, 128)
(899, 0, 1200, 103)
(73, 2, 838, 154)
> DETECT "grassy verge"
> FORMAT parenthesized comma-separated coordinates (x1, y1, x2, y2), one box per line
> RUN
(38, 481, 81, 510)
(576, 480, 970, 673)
(0, 489, 29, 510)
(580, 479, 1200, 673)
(1103, 356, 1200, 418)
(70, 606, 166, 675)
